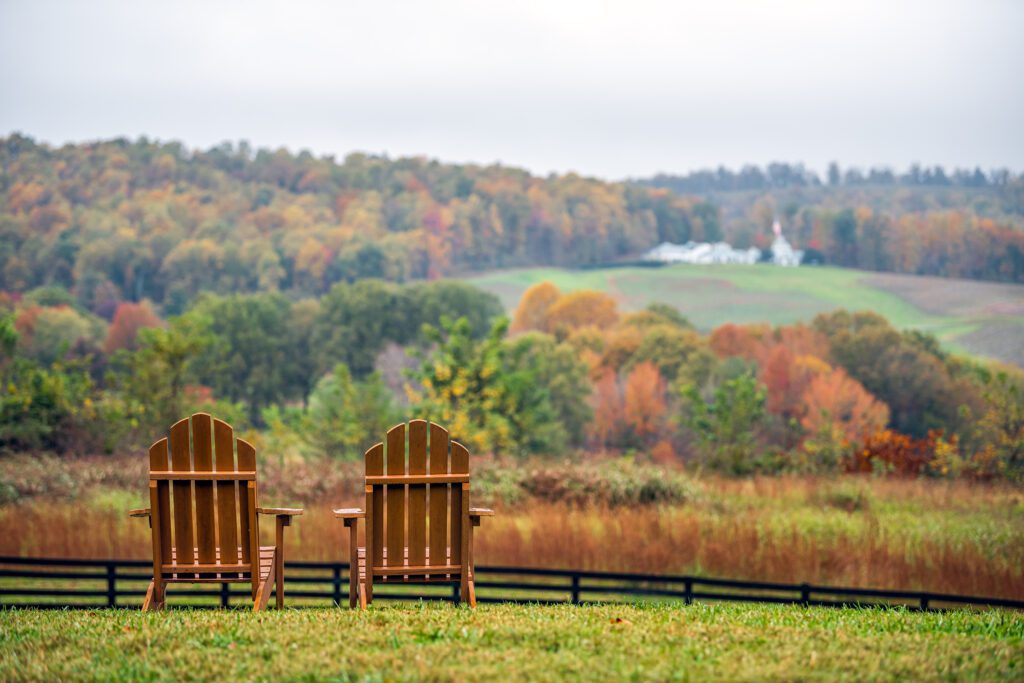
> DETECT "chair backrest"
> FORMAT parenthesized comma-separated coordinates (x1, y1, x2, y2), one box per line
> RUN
(148, 412, 260, 577)
(365, 420, 470, 579)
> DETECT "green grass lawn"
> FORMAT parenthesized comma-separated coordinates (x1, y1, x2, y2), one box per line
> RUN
(465, 264, 1024, 365)
(1, 604, 1021, 681)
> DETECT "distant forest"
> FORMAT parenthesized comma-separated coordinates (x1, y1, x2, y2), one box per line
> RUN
(639, 161, 1024, 195)
(1, 135, 1023, 320)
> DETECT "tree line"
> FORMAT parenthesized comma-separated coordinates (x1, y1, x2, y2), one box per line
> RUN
(3, 134, 1023, 321)
(639, 161, 1024, 194)
(1, 277, 1021, 482)
(0, 134, 717, 313)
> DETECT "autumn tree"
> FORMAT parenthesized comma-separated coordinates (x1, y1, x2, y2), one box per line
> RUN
(509, 281, 561, 334)
(588, 368, 625, 448)
(709, 323, 768, 359)
(623, 361, 668, 441)
(543, 290, 619, 337)
(407, 316, 569, 456)
(814, 310, 969, 437)
(103, 301, 162, 353)
(16, 305, 106, 366)
(973, 371, 1024, 480)
(628, 325, 715, 385)
(800, 366, 889, 446)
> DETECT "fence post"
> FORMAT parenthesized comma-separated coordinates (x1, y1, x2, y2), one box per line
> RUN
(684, 578, 693, 605)
(800, 583, 810, 606)
(220, 582, 230, 608)
(570, 575, 581, 605)
(106, 564, 117, 608)
(333, 566, 342, 606)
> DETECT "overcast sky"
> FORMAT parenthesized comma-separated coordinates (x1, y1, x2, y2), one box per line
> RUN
(1, 0, 1021, 180)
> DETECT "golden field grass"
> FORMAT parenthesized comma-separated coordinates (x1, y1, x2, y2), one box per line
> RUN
(2, 459, 1021, 600)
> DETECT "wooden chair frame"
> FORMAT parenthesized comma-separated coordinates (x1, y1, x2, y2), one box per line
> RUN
(129, 413, 302, 611)
(335, 420, 493, 609)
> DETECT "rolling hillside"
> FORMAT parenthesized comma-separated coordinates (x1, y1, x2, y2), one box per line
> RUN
(466, 264, 1024, 366)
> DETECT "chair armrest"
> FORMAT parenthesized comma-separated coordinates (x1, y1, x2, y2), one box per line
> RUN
(470, 508, 493, 527)
(257, 507, 304, 516)
(129, 508, 151, 518)
(334, 508, 365, 527)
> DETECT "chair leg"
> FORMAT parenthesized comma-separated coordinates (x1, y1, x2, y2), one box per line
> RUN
(154, 580, 166, 610)
(275, 559, 284, 610)
(358, 582, 367, 610)
(348, 552, 359, 609)
(254, 552, 276, 612)
(459, 576, 474, 607)
(348, 567, 357, 608)
(144, 579, 167, 611)
(275, 517, 286, 610)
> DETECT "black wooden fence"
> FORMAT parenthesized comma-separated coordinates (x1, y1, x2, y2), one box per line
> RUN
(1, 556, 1021, 611)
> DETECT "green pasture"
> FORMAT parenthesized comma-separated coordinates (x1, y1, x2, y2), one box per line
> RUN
(465, 264, 1024, 365)
(1, 603, 1021, 681)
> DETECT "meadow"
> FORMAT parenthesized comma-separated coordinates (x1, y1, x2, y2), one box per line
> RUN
(1, 603, 1021, 681)
(2, 455, 1021, 601)
(466, 264, 1024, 366)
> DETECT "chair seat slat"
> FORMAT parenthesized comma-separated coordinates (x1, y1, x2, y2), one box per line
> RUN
(161, 563, 252, 572)
(365, 474, 468, 485)
(373, 564, 462, 576)
(150, 472, 256, 481)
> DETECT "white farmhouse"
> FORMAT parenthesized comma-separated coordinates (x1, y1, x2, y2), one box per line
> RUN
(645, 240, 760, 265)
(644, 220, 803, 267)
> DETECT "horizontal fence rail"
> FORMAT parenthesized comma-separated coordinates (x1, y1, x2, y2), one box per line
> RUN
(1, 556, 1021, 611)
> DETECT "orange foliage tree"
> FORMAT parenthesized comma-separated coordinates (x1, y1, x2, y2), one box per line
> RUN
(103, 301, 163, 353)
(760, 345, 803, 418)
(709, 323, 768, 359)
(623, 361, 668, 440)
(801, 366, 890, 446)
(588, 368, 624, 447)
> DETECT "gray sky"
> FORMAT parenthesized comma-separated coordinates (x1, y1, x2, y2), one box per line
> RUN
(1, 0, 1021, 180)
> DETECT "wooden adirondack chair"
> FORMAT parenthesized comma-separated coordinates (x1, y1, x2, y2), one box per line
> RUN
(128, 412, 302, 611)
(335, 419, 493, 609)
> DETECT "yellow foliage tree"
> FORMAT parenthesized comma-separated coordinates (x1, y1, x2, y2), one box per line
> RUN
(509, 281, 561, 334)
(544, 289, 618, 337)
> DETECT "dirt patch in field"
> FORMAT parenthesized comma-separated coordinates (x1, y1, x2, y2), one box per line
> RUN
(953, 321, 1024, 367)
(862, 273, 1024, 317)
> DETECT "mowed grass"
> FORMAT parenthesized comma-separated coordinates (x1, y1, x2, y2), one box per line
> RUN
(465, 264, 1024, 365)
(2, 603, 1022, 681)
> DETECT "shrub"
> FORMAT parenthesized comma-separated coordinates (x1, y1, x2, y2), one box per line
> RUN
(474, 458, 700, 507)
(810, 480, 874, 512)
(849, 430, 939, 475)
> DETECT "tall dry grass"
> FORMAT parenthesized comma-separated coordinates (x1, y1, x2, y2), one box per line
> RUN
(2, 474, 1021, 599)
